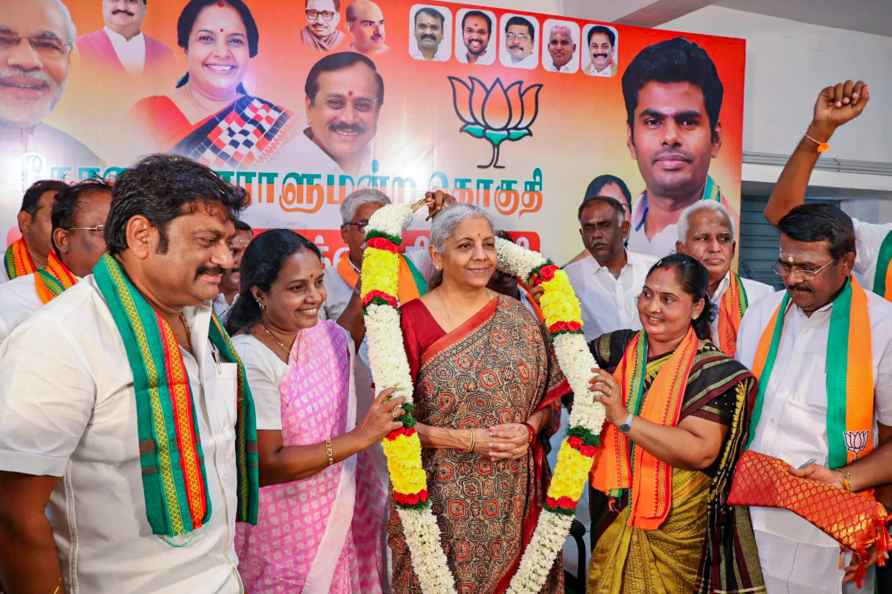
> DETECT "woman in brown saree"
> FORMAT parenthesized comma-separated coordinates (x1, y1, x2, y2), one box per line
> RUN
(388, 204, 569, 593)
(586, 254, 764, 594)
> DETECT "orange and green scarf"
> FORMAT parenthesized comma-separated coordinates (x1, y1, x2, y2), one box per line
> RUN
(34, 251, 77, 304)
(872, 230, 892, 301)
(93, 254, 258, 536)
(4, 238, 37, 280)
(337, 251, 427, 304)
(590, 327, 699, 530)
(716, 272, 749, 356)
(748, 277, 874, 468)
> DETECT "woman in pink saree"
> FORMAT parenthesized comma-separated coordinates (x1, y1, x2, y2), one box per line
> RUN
(227, 230, 400, 593)
(388, 205, 570, 593)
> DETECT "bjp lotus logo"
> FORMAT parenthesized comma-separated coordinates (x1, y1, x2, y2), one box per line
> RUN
(448, 76, 543, 169)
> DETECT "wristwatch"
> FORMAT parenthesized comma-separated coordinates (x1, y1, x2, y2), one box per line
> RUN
(618, 413, 634, 434)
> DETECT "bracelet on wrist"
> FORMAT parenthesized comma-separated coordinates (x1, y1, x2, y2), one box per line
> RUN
(467, 429, 477, 453)
(324, 438, 334, 466)
(523, 422, 536, 445)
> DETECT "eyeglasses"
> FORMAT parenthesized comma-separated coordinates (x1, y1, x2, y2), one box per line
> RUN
(772, 258, 836, 279)
(0, 33, 70, 60)
(342, 221, 369, 231)
(505, 32, 530, 42)
(69, 224, 105, 235)
(306, 9, 336, 22)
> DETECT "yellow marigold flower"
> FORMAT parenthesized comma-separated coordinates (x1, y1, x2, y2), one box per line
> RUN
(546, 442, 594, 501)
(361, 248, 400, 298)
(382, 432, 427, 494)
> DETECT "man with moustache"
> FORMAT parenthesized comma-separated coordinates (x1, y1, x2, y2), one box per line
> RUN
(213, 218, 252, 323)
(301, 0, 347, 52)
(411, 7, 445, 61)
(675, 200, 772, 355)
(346, 0, 388, 55)
(502, 15, 537, 69)
(266, 51, 383, 177)
(584, 25, 615, 77)
(0, 154, 258, 594)
(544, 24, 576, 73)
(566, 174, 634, 266)
(565, 195, 656, 342)
(76, 0, 176, 77)
(2, 179, 67, 283)
(736, 203, 892, 594)
(623, 37, 732, 258)
(0, 179, 112, 342)
(457, 10, 493, 65)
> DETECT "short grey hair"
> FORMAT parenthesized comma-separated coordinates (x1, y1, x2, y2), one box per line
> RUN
(48, 0, 77, 47)
(549, 24, 573, 41)
(677, 200, 736, 242)
(430, 203, 494, 251)
(339, 188, 390, 224)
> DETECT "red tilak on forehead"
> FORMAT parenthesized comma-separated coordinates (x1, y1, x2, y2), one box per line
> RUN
(347, 91, 354, 97)
(217, 0, 225, 6)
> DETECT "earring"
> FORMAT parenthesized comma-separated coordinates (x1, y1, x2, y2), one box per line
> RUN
(259, 301, 266, 311)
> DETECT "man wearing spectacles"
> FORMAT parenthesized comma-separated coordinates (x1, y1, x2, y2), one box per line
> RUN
(301, 0, 346, 52)
(0, 178, 111, 342)
(736, 203, 892, 594)
(501, 15, 537, 69)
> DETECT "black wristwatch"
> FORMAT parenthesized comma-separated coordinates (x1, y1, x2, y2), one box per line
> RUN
(618, 413, 634, 434)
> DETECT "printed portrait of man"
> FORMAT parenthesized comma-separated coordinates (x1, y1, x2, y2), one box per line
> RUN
(75, 0, 176, 77)
(265, 51, 383, 177)
(623, 37, 731, 258)
(300, 0, 347, 52)
(455, 9, 494, 66)
(584, 25, 617, 77)
(346, 0, 387, 55)
(543, 20, 578, 73)
(500, 14, 538, 70)
(410, 6, 449, 62)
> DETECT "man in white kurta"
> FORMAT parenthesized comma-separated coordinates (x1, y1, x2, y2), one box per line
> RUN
(0, 273, 41, 343)
(736, 204, 892, 594)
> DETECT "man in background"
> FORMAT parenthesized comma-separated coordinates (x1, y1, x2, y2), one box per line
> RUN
(412, 7, 445, 61)
(2, 180, 67, 283)
(346, 0, 388, 55)
(502, 15, 536, 69)
(214, 219, 252, 323)
(544, 24, 576, 73)
(301, 0, 347, 52)
(457, 10, 493, 65)
(585, 26, 615, 76)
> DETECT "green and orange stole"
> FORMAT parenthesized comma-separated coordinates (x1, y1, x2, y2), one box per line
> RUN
(93, 254, 259, 536)
(337, 251, 428, 303)
(873, 230, 892, 301)
(34, 251, 77, 304)
(748, 277, 874, 468)
(590, 327, 700, 530)
(4, 238, 36, 280)
(717, 273, 749, 356)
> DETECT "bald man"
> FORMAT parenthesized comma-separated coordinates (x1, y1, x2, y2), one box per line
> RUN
(346, 0, 388, 54)
(544, 24, 576, 72)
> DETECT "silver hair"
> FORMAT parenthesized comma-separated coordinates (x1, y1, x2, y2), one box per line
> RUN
(549, 24, 573, 40)
(48, 0, 77, 47)
(430, 203, 494, 251)
(339, 188, 390, 224)
(677, 200, 736, 242)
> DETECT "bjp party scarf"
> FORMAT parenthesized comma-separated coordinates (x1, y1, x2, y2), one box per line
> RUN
(590, 327, 699, 530)
(4, 238, 36, 280)
(716, 273, 749, 356)
(34, 251, 77, 304)
(93, 254, 259, 536)
(872, 230, 892, 301)
(748, 277, 874, 468)
(337, 251, 428, 304)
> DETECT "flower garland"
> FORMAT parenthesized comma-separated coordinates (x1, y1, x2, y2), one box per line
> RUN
(360, 203, 606, 594)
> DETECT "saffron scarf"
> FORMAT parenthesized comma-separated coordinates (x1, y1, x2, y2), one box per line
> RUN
(337, 252, 427, 304)
(717, 273, 749, 356)
(590, 327, 700, 530)
(748, 277, 874, 468)
(93, 254, 259, 536)
(34, 251, 77, 304)
(872, 230, 892, 300)
(4, 238, 36, 280)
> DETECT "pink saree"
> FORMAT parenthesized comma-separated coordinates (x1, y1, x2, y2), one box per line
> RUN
(236, 320, 387, 593)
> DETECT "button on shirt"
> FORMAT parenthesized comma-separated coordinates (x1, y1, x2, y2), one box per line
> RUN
(564, 251, 657, 342)
(0, 278, 242, 594)
(853, 218, 892, 293)
(105, 27, 146, 74)
(708, 272, 774, 348)
(0, 272, 42, 343)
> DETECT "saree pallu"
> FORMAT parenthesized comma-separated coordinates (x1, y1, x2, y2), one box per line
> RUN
(587, 330, 764, 594)
(237, 320, 387, 593)
(389, 296, 569, 594)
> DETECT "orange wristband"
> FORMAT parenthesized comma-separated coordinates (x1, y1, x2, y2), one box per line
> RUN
(804, 134, 830, 153)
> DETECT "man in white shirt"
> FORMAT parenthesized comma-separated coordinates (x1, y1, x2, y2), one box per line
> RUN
(76, 0, 175, 77)
(0, 179, 112, 343)
(583, 26, 615, 77)
(543, 24, 577, 73)
(213, 219, 252, 323)
(736, 203, 892, 594)
(763, 80, 892, 301)
(456, 10, 494, 65)
(501, 16, 538, 69)
(676, 200, 772, 354)
(565, 195, 657, 342)
(410, 7, 446, 61)
(0, 154, 256, 594)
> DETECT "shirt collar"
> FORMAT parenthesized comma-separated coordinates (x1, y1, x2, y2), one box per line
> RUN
(104, 26, 144, 45)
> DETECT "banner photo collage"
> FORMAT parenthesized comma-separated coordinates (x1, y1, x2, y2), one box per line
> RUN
(1, 0, 746, 265)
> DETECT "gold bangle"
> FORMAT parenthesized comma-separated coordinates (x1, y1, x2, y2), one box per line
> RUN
(52, 578, 63, 594)
(467, 430, 476, 454)
(841, 470, 854, 492)
(324, 439, 334, 466)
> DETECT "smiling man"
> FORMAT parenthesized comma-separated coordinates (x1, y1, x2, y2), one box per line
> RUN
(301, 0, 346, 52)
(457, 9, 493, 65)
(412, 6, 445, 61)
(584, 25, 615, 77)
(622, 37, 733, 258)
(76, 0, 175, 77)
(736, 203, 892, 594)
(544, 24, 576, 73)
(346, 0, 387, 55)
(565, 194, 656, 341)
(502, 15, 537, 69)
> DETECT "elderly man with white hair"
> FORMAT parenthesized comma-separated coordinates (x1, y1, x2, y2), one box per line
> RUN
(676, 200, 773, 355)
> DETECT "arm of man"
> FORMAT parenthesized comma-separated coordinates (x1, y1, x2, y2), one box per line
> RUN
(0, 474, 61, 594)
(764, 80, 870, 226)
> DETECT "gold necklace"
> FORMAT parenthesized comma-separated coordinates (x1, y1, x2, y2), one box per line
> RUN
(260, 322, 293, 359)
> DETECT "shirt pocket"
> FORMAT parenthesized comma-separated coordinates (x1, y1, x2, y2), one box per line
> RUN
(213, 362, 239, 432)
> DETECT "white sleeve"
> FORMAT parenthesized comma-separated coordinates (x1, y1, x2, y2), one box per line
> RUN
(873, 326, 892, 427)
(853, 218, 892, 281)
(0, 320, 94, 476)
(236, 341, 283, 431)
